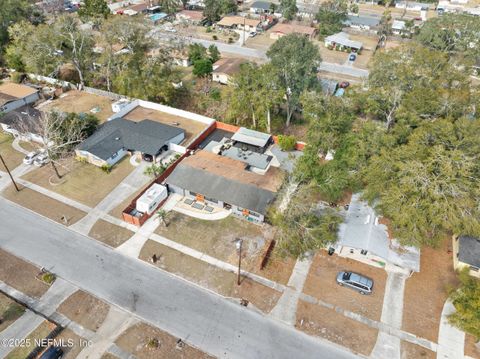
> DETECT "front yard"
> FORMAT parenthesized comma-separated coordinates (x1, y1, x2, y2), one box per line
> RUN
(6, 320, 56, 359)
(0, 133, 25, 171)
(0, 293, 25, 333)
(88, 219, 134, 248)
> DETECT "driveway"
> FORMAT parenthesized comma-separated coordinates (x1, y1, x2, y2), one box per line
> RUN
(0, 198, 360, 359)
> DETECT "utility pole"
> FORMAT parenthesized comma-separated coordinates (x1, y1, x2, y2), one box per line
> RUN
(235, 238, 243, 285)
(0, 154, 19, 192)
(243, 15, 246, 46)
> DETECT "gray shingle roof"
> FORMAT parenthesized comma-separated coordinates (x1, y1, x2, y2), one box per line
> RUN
(458, 235, 480, 268)
(344, 15, 381, 28)
(250, 1, 272, 10)
(78, 118, 185, 160)
(166, 164, 276, 214)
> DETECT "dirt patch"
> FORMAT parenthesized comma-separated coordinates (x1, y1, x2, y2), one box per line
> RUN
(21, 156, 134, 207)
(42, 90, 115, 123)
(245, 30, 276, 50)
(296, 299, 378, 356)
(123, 106, 209, 146)
(0, 293, 25, 332)
(401, 341, 436, 359)
(402, 240, 458, 342)
(155, 213, 294, 285)
(58, 290, 109, 332)
(0, 133, 25, 170)
(303, 251, 386, 321)
(2, 185, 86, 225)
(55, 329, 86, 359)
(6, 320, 56, 359)
(140, 240, 281, 313)
(116, 322, 214, 359)
(0, 248, 49, 298)
(89, 219, 134, 248)
(101, 354, 119, 359)
(465, 334, 480, 359)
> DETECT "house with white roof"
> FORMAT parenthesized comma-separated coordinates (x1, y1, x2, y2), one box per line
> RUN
(324, 32, 363, 52)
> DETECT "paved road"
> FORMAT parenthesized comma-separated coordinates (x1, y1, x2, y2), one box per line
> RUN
(0, 199, 359, 359)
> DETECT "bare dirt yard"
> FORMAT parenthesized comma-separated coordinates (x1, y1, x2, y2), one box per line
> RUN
(21, 156, 134, 207)
(6, 320, 55, 359)
(0, 293, 25, 332)
(296, 299, 378, 357)
(89, 219, 134, 248)
(402, 240, 458, 343)
(58, 290, 110, 332)
(0, 248, 50, 298)
(0, 133, 25, 170)
(303, 250, 386, 321)
(55, 329, 86, 359)
(401, 340, 436, 359)
(42, 90, 114, 123)
(176, 24, 239, 44)
(155, 213, 295, 285)
(100, 354, 119, 359)
(465, 334, 480, 359)
(2, 185, 86, 225)
(139, 240, 282, 313)
(116, 322, 214, 359)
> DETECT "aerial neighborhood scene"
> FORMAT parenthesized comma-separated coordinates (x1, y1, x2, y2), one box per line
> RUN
(0, 0, 479, 358)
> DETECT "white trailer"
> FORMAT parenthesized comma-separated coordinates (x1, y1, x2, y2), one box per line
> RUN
(136, 184, 168, 215)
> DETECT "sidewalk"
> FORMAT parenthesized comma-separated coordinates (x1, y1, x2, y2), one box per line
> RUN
(437, 300, 465, 359)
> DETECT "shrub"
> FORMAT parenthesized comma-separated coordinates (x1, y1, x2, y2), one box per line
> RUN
(228, 37, 234, 44)
(209, 88, 221, 101)
(278, 135, 296, 151)
(41, 272, 56, 284)
(101, 164, 112, 173)
(76, 156, 88, 164)
(212, 35, 218, 40)
(10, 72, 24, 84)
(146, 338, 160, 349)
(206, 26, 212, 33)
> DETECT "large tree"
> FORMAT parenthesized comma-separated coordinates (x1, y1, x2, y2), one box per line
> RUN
(78, 0, 110, 21)
(266, 34, 321, 126)
(316, 0, 349, 37)
(280, 0, 298, 20)
(203, 0, 237, 22)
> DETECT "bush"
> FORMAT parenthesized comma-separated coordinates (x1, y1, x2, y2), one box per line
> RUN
(41, 272, 56, 284)
(228, 37, 234, 44)
(10, 72, 24, 84)
(209, 88, 221, 101)
(206, 26, 212, 33)
(146, 338, 160, 349)
(76, 156, 88, 164)
(278, 135, 296, 151)
(212, 35, 218, 40)
(101, 164, 112, 173)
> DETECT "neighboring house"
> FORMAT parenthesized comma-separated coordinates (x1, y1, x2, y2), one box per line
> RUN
(453, 235, 480, 278)
(176, 9, 204, 24)
(217, 16, 261, 32)
(165, 150, 282, 223)
(250, 1, 274, 14)
(391, 20, 412, 36)
(335, 194, 421, 273)
(0, 83, 40, 114)
(212, 58, 246, 85)
(76, 118, 185, 167)
(0, 105, 44, 143)
(395, 1, 431, 10)
(343, 15, 381, 31)
(325, 32, 363, 52)
(269, 23, 317, 40)
(296, 3, 320, 18)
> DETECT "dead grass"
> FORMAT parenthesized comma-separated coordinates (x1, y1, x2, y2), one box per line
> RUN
(21, 156, 134, 207)
(58, 290, 109, 332)
(296, 300, 378, 356)
(401, 341, 436, 359)
(89, 219, 134, 248)
(0, 133, 24, 170)
(465, 334, 480, 359)
(0, 248, 50, 298)
(402, 240, 458, 342)
(42, 90, 114, 123)
(139, 240, 282, 313)
(101, 354, 119, 359)
(303, 251, 386, 321)
(123, 106, 209, 146)
(116, 322, 214, 359)
(54, 329, 85, 359)
(2, 185, 86, 225)
(0, 293, 25, 332)
(6, 320, 56, 359)
(245, 31, 276, 50)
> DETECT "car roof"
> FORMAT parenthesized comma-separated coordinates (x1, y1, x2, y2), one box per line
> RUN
(349, 272, 373, 287)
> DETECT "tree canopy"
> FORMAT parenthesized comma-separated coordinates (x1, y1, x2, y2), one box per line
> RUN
(315, 0, 349, 37)
(203, 0, 237, 22)
(280, 0, 298, 20)
(78, 0, 110, 20)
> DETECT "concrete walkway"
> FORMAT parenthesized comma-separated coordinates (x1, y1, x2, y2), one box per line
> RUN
(12, 138, 30, 155)
(0, 310, 45, 357)
(436, 300, 465, 359)
(270, 256, 313, 325)
(371, 270, 408, 359)
(116, 216, 160, 257)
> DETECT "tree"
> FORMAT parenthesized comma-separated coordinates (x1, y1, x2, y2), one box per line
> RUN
(192, 58, 213, 93)
(267, 34, 321, 126)
(78, 0, 110, 21)
(316, 0, 349, 37)
(0, 0, 34, 58)
(160, 0, 181, 14)
(280, 0, 298, 20)
(208, 45, 220, 63)
(156, 209, 169, 227)
(203, 0, 237, 22)
(188, 43, 208, 63)
(144, 163, 166, 178)
(448, 269, 480, 339)
(254, 63, 283, 133)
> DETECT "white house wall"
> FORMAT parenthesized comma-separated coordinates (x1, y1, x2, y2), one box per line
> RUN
(337, 246, 387, 269)
(0, 92, 40, 113)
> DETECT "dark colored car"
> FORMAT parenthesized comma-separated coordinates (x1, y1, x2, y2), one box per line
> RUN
(39, 346, 64, 359)
(349, 53, 357, 62)
(336, 271, 374, 295)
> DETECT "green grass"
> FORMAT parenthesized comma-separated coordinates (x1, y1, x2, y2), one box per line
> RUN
(0, 133, 25, 171)
(6, 321, 54, 359)
(0, 294, 25, 332)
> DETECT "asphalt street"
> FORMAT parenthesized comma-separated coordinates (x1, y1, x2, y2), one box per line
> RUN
(0, 198, 360, 359)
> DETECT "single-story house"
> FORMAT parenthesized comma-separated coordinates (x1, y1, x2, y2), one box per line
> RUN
(76, 118, 185, 167)
(335, 194, 420, 273)
(324, 32, 363, 52)
(0, 83, 40, 114)
(176, 10, 204, 23)
(212, 58, 247, 85)
(250, 1, 274, 14)
(0, 105, 44, 143)
(217, 16, 261, 32)
(296, 3, 320, 18)
(269, 23, 317, 40)
(453, 235, 480, 278)
(395, 1, 430, 10)
(165, 150, 280, 223)
(343, 15, 381, 31)
(392, 20, 409, 35)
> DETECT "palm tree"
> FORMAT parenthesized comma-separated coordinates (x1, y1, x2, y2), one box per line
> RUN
(156, 209, 168, 227)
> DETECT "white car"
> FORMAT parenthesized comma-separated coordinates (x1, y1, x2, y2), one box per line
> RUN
(33, 153, 50, 167)
(249, 31, 257, 37)
(23, 151, 39, 165)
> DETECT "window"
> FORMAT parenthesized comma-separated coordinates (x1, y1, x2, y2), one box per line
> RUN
(349, 249, 354, 254)
(470, 266, 479, 272)
(249, 211, 260, 218)
(360, 250, 368, 255)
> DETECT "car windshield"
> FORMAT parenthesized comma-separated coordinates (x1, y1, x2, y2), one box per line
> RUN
(342, 272, 351, 280)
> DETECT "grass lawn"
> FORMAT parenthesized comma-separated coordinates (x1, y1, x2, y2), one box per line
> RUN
(0, 293, 25, 332)
(6, 320, 56, 359)
(2, 185, 86, 226)
(0, 133, 25, 171)
(140, 240, 282, 314)
(88, 219, 134, 248)
(21, 156, 134, 207)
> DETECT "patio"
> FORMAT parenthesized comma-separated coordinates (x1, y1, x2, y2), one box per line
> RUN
(173, 196, 231, 220)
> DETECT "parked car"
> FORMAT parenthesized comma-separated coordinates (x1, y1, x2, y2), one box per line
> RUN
(23, 151, 39, 165)
(336, 271, 373, 295)
(33, 153, 50, 167)
(349, 53, 356, 62)
(39, 346, 63, 359)
(249, 31, 257, 37)
(338, 81, 350, 89)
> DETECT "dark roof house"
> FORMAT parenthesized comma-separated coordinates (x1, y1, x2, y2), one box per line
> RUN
(457, 235, 480, 269)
